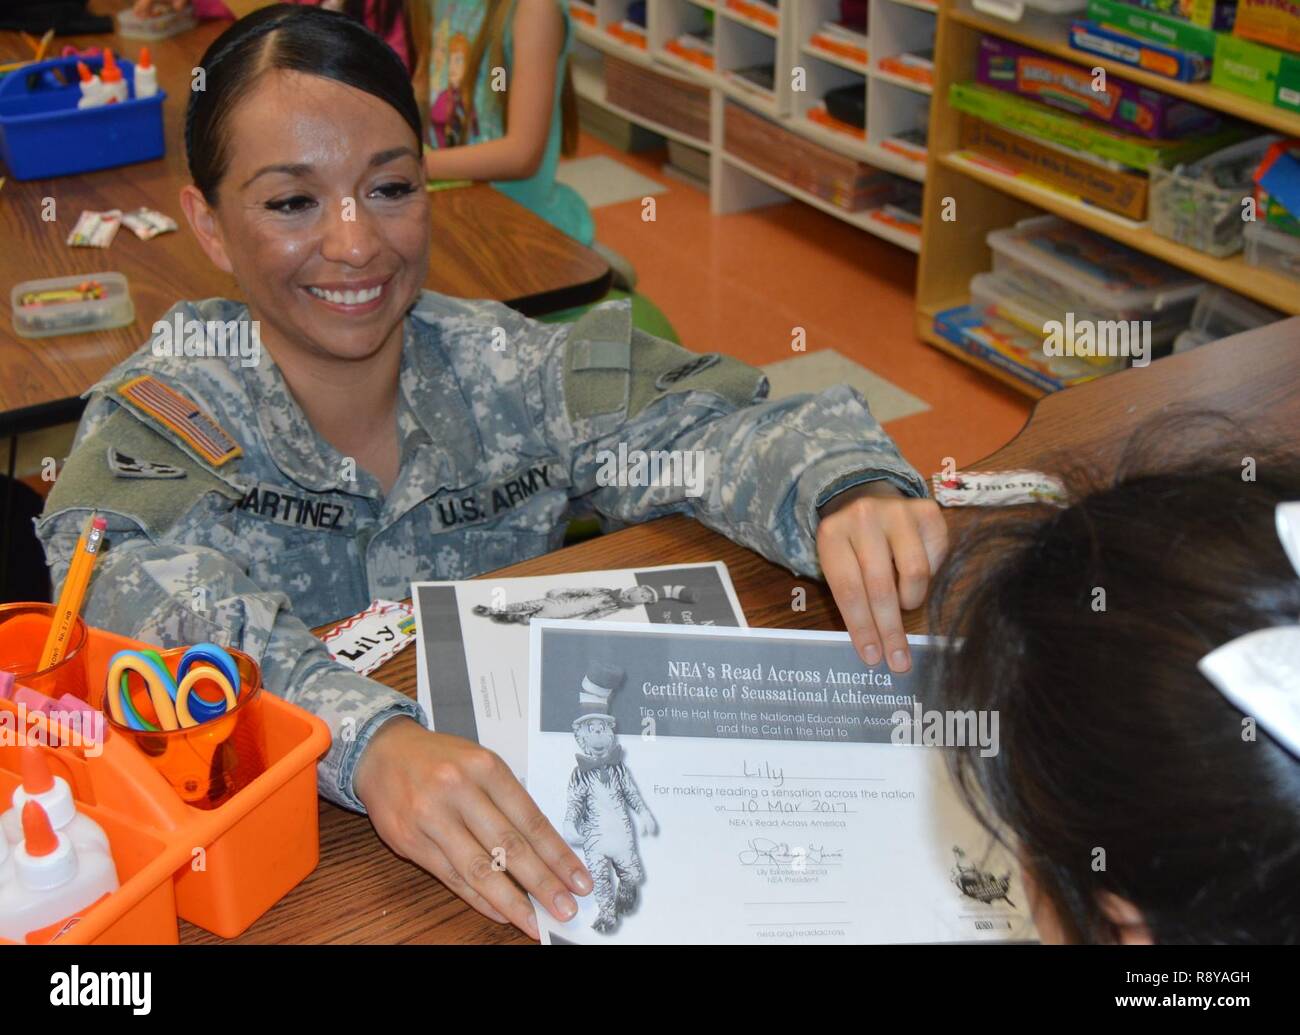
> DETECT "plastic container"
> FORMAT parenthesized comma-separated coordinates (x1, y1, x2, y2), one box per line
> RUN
(1149, 135, 1280, 257)
(0, 615, 331, 943)
(0, 55, 166, 181)
(11, 273, 134, 339)
(117, 6, 198, 41)
(0, 603, 90, 702)
(1244, 221, 1300, 281)
(986, 215, 1201, 319)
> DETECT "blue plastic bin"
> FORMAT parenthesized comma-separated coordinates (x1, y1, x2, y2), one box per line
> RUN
(0, 56, 167, 181)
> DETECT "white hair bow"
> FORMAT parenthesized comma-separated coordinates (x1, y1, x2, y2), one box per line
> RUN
(1197, 502, 1300, 757)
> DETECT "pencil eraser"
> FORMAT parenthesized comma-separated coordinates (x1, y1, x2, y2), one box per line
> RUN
(0, 671, 14, 699)
(13, 686, 57, 714)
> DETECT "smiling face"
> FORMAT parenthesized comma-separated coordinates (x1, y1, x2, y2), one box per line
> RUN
(574, 717, 617, 759)
(180, 69, 430, 366)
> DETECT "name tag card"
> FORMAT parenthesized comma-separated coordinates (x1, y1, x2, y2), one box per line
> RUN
(321, 600, 416, 677)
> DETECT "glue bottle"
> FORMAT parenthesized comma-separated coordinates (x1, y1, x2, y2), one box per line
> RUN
(1, 748, 110, 856)
(133, 47, 158, 100)
(100, 50, 129, 104)
(75, 61, 106, 109)
(0, 828, 13, 888)
(0, 801, 118, 945)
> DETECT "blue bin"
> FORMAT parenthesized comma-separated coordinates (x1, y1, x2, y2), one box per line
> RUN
(0, 56, 167, 181)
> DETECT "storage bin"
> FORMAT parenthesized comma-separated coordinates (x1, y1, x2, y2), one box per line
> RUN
(1149, 135, 1280, 257)
(0, 56, 166, 181)
(0, 616, 331, 943)
(986, 215, 1200, 321)
(11, 273, 135, 339)
(1244, 221, 1300, 280)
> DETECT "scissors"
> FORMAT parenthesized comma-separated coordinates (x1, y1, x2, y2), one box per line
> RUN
(106, 643, 240, 731)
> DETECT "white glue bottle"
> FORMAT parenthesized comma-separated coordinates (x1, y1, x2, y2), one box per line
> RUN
(75, 61, 106, 109)
(1, 748, 110, 856)
(0, 801, 118, 944)
(133, 47, 158, 100)
(0, 828, 12, 888)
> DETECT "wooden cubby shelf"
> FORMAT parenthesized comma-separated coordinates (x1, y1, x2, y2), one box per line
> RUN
(915, 0, 1300, 398)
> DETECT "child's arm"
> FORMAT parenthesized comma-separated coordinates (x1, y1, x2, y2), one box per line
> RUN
(423, 0, 563, 182)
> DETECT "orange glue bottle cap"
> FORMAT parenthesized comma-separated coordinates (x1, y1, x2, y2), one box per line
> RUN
(20, 747, 55, 795)
(76, 60, 93, 83)
(21, 801, 58, 858)
(100, 50, 122, 84)
(138, 46, 152, 71)
(18, 801, 77, 890)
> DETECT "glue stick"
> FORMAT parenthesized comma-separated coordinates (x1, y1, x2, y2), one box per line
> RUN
(0, 802, 118, 944)
(133, 46, 158, 100)
(75, 61, 106, 109)
(1, 748, 110, 856)
(100, 50, 128, 105)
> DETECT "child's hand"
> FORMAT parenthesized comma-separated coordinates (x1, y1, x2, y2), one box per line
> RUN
(816, 481, 948, 673)
(353, 717, 593, 939)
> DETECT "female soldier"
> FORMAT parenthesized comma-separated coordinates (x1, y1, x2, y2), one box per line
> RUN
(38, 5, 946, 938)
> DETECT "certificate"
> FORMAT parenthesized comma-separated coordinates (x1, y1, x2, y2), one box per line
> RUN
(526, 621, 1038, 944)
(412, 563, 745, 777)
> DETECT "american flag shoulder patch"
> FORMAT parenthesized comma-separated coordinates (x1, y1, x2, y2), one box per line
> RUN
(115, 375, 242, 468)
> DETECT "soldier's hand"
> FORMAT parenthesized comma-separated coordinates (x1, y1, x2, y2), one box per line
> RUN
(354, 717, 594, 940)
(815, 481, 948, 673)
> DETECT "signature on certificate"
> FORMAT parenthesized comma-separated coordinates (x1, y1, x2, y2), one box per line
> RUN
(738, 838, 844, 867)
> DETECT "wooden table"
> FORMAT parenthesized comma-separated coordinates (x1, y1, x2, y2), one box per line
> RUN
(0, 2, 610, 435)
(181, 318, 1300, 943)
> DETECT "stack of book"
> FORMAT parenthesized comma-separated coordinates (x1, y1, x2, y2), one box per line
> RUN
(606, 56, 711, 141)
(725, 101, 900, 211)
(1069, 0, 1229, 81)
(808, 20, 870, 66)
(665, 29, 715, 72)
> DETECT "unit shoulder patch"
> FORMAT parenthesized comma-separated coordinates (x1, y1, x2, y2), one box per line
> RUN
(115, 374, 242, 467)
(106, 447, 186, 480)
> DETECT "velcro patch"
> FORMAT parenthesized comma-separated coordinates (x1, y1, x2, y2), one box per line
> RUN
(106, 447, 186, 480)
(116, 375, 242, 468)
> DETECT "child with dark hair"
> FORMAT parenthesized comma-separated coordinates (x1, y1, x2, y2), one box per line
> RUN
(927, 415, 1300, 945)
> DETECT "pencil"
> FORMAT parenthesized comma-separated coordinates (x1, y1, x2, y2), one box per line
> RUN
(38, 514, 108, 671)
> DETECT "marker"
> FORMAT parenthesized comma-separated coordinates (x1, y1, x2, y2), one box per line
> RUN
(37, 515, 107, 673)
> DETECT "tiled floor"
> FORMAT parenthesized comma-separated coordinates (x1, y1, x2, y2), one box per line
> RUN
(565, 133, 1033, 479)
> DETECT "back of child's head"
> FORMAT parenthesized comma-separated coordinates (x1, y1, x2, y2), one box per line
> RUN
(927, 413, 1300, 944)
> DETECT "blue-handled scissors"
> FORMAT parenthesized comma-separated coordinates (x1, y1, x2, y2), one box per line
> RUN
(106, 644, 241, 731)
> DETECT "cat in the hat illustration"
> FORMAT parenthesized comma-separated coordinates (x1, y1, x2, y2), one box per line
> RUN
(563, 661, 657, 933)
(473, 584, 695, 625)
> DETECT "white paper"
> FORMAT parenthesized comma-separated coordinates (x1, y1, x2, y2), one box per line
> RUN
(526, 621, 1038, 945)
(411, 563, 746, 777)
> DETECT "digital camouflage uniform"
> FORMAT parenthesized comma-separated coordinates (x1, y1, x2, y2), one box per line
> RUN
(37, 293, 927, 810)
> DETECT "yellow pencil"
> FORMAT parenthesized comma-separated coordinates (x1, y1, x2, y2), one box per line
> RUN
(38, 514, 108, 671)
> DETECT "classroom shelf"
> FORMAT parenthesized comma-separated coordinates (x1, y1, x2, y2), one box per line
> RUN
(801, 41, 870, 75)
(718, 2, 782, 37)
(938, 151, 1300, 316)
(572, 1, 933, 251)
(948, 1, 1300, 139)
(720, 151, 924, 250)
(914, 0, 1300, 395)
(871, 64, 934, 93)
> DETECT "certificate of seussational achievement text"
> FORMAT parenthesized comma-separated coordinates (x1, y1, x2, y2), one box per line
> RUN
(526, 621, 1038, 945)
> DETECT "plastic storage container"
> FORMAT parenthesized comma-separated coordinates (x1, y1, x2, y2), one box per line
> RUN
(1171, 284, 1285, 351)
(1150, 135, 1280, 257)
(1244, 221, 1300, 281)
(0, 617, 331, 943)
(0, 55, 166, 181)
(116, 6, 198, 40)
(985, 214, 1200, 328)
(11, 273, 134, 339)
